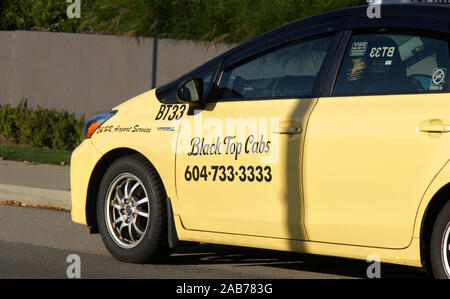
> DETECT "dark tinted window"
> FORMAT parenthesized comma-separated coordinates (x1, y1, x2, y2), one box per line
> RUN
(334, 33, 450, 95)
(217, 36, 333, 100)
(156, 63, 218, 103)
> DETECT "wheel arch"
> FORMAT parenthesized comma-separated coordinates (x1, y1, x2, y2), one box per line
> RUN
(85, 148, 166, 232)
(419, 182, 450, 273)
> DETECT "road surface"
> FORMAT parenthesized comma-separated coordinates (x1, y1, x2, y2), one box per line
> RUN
(0, 205, 429, 279)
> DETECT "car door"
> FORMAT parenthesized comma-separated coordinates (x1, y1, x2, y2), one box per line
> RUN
(175, 20, 344, 240)
(304, 16, 450, 249)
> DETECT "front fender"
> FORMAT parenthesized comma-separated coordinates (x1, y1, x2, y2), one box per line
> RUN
(90, 89, 180, 214)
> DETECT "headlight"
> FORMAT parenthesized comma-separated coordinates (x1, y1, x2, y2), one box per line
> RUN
(83, 110, 118, 139)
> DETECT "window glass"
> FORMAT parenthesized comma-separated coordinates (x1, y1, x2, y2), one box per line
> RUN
(334, 33, 450, 95)
(156, 63, 217, 103)
(198, 65, 216, 97)
(217, 36, 333, 100)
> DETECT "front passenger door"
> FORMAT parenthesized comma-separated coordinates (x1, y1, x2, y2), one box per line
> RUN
(176, 33, 337, 241)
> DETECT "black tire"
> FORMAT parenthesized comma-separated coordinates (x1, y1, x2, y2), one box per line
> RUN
(97, 154, 171, 264)
(430, 200, 450, 279)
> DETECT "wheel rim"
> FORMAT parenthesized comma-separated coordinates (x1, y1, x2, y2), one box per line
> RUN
(105, 173, 150, 249)
(442, 221, 450, 278)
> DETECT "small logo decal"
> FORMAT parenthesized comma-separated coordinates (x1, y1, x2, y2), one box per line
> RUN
(432, 68, 447, 86)
(157, 127, 176, 132)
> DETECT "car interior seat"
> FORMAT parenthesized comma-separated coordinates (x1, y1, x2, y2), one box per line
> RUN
(360, 36, 417, 94)
(335, 35, 419, 95)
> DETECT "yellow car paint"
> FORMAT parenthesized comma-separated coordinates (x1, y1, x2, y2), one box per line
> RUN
(70, 139, 102, 225)
(70, 89, 449, 269)
(303, 94, 450, 249)
(175, 97, 315, 240)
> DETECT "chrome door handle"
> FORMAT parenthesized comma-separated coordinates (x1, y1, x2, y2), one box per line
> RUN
(418, 119, 450, 133)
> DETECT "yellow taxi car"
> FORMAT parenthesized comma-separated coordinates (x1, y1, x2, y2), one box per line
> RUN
(71, 3, 450, 278)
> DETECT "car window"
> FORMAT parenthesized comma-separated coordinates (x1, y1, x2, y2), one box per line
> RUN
(217, 36, 333, 100)
(156, 62, 218, 103)
(334, 33, 450, 96)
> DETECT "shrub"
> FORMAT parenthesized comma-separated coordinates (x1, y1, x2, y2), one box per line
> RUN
(1, 0, 366, 44)
(80, 0, 367, 43)
(0, 99, 85, 151)
(0, 0, 94, 32)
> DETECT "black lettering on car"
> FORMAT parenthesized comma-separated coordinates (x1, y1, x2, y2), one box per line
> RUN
(155, 104, 187, 120)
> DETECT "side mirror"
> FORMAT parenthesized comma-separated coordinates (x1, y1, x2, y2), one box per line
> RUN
(176, 78, 204, 106)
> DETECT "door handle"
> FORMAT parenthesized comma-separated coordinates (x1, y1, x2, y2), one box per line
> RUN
(273, 122, 302, 135)
(418, 119, 450, 133)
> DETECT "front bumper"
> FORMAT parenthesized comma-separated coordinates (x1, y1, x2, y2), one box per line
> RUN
(70, 139, 102, 225)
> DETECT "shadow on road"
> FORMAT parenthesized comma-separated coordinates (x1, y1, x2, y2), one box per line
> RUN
(170, 243, 429, 279)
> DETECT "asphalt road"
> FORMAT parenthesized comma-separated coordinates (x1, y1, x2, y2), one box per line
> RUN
(0, 160, 69, 191)
(0, 205, 430, 279)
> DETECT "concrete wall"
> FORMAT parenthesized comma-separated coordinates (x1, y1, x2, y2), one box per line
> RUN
(0, 31, 233, 117)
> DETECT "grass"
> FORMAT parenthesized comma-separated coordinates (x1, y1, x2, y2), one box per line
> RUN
(0, 144, 71, 166)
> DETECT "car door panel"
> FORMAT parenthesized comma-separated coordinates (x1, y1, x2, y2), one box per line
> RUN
(304, 94, 450, 248)
(304, 22, 450, 249)
(174, 29, 341, 240)
(175, 98, 315, 240)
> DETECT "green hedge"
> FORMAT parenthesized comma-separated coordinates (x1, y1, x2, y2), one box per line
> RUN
(0, 100, 85, 151)
(0, 0, 366, 44)
(0, 0, 93, 32)
(82, 0, 366, 44)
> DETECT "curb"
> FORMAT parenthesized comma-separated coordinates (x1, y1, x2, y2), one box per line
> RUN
(0, 183, 71, 211)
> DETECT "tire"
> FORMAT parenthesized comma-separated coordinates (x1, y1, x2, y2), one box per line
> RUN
(97, 154, 171, 264)
(430, 200, 450, 279)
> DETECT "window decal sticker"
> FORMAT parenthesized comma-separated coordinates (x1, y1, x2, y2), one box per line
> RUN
(369, 46, 396, 58)
(350, 42, 369, 57)
(432, 68, 447, 86)
(346, 58, 366, 81)
(369, 61, 393, 74)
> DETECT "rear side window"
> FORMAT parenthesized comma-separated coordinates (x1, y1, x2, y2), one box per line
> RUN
(334, 33, 450, 96)
(217, 35, 333, 100)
